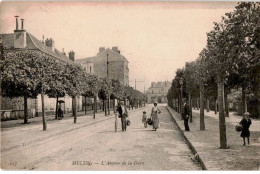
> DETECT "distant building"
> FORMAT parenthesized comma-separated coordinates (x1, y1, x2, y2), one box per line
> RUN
(0, 16, 82, 119)
(146, 81, 171, 103)
(76, 47, 129, 86)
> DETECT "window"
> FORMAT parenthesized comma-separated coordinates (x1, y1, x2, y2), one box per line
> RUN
(90, 66, 92, 73)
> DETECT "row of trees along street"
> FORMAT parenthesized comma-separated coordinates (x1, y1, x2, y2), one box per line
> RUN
(167, 2, 260, 149)
(0, 50, 146, 131)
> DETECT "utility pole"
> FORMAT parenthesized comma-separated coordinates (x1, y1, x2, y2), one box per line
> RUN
(144, 86, 146, 107)
(135, 79, 145, 107)
(0, 37, 4, 111)
(107, 53, 109, 78)
(107, 53, 110, 115)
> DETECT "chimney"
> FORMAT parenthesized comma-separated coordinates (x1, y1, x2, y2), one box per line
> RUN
(62, 48, 66, 55)
(14, 16, 27, 49)
(41, 35, 45, 43)
(15, 16, 19, 31)
(99, 47, 105, 53)
(69, 50, 75, 61)
(21, 19, 24, 30)
(45, 38, 55, 52)
(112, 46, 120, 54)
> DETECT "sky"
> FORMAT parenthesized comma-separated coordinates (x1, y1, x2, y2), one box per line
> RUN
(0, 1, 237, 92)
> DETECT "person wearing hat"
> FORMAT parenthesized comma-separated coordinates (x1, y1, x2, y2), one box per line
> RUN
(116, 101, 128, 131)
(150, 101, 161, 131)
(182, 99, 190, 131)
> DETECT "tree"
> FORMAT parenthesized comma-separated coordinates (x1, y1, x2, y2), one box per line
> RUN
(223, 2, 260, 115)
(98, 77, 112, 116)
(83, 74, 100, 119)
(184, 61, 200, 123)
(63, 63, 85, 124)
(111, 79, 124, 111)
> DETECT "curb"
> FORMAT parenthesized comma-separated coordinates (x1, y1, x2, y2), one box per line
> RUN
(166, 106, 207, 170)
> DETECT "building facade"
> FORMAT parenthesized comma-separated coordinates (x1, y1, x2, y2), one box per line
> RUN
(76, 47, 129, 86)
(146, 81, 171, 103)
(0, 16, 82, 120)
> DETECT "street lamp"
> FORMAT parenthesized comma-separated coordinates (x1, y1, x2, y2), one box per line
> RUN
(179, 77, 183, 119)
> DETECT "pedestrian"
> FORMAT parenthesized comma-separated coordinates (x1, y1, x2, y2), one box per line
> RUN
(58, 105, 64, 119)
(150, 101, 161, 131)
(116, 101, 128, 131)
(239, 113, 252, 146)
(142, 111, 147, 128)
(182, 99, 190, 131)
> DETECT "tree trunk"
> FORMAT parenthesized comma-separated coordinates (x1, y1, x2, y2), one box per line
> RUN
(72, 96, 77, 123)
(197, 98, 199, 110)
(84, 96, 87, 114)
(224, 88, 229, 117)
(217, 79, 227, 149)
(105, 99, 107, 116)
(200, 82, 205, 130)
(215, 99, 218, 114)
(93, 95, 97, 119)
(24, 96, 28, 124)
(257, 67, 260, 119)
(241, 86, 246, 116)
(102, 100, 105, 111)
(177, 96, 179, 113)
(108, 94, 110, 115)
(41, 89, 47, 130)
(63, 97, 66, 114)
(55, 95, 58, 119)
(189, 93, 192, 123)
(128, 99, 131, 110)
(112, 98, 115, 112)
(206, 98, 209, 112)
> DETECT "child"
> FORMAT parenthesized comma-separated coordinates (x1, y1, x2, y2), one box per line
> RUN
(142, 111, 147, 128)
(240, 112, 252, 146)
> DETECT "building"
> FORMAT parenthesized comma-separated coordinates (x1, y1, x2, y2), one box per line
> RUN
(146, 81, 171, 103)
(76, 47, 129, 86)
(0, 16, 82, 119)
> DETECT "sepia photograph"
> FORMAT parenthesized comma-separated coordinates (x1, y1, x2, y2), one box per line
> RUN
(0, 0, 259, 171)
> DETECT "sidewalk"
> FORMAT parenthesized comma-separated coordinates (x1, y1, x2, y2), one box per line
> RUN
(1, 106, 147, 130)
(192, 110, 260, 132)
(1, 109, 102, 129)
(167, 106, 260, 170)
(1, 106, 148, 154)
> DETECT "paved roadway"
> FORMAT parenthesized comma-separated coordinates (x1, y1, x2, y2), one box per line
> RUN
(1, 104, 201, 170)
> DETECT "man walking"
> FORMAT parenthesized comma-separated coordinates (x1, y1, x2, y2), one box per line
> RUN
(116, 101, 128, 131)
(182, 99, 190, 131)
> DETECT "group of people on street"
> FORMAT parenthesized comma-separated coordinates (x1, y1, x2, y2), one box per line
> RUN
(180, 99, 252, 146)
(116, 101, 162, 132)
(116, 99, 252, 147)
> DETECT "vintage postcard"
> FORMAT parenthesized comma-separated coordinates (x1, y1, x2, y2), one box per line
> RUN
(0, 0, 259, 171)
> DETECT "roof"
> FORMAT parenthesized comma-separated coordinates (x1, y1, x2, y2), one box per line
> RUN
(0, 32, 74, 64)
(99, 48, 129, 63)
(75, 57, 94, 64)
(0, 34, 14, 49)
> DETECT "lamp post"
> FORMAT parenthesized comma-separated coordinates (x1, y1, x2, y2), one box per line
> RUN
(180, 77, 183, 119)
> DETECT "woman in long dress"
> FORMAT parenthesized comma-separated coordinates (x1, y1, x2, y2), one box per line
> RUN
(150, 101, 161, 131)
(239, 113, 252, 146)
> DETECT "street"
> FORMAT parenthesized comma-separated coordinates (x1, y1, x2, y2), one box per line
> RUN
(1, 104, 201, 170)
